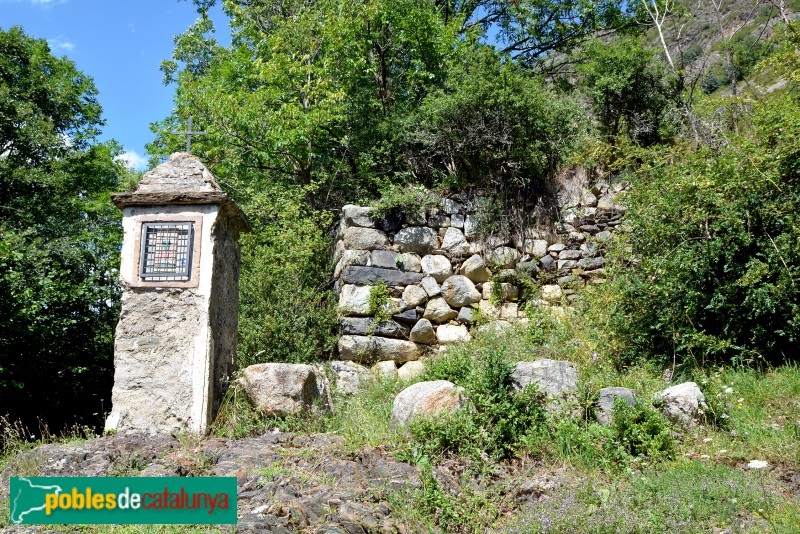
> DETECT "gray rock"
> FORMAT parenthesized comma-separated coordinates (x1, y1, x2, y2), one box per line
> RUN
(427, 214, 450, 228)
(499, 302, 518, 321)
(568, 231, 586, 243)
(548, 243, 566, 253)
(558, 249, 582, 260)
(372, 360, 398, 379)
(595, 230, 613, 242)
(523, 239, 549, 258)
(510, 360, 578, 398)
(579, 224, 600, 234)
(597, 192, 617, 210)
(340, 317, 411, 338)
(657, 382, 707, 426)
(242, 363, 328, 417)
(577, 257, 605, 270)
(541, 285, 563, 303)
(342, 205, 375, 228)
(410, 318, 436, 344)
(450, 213, 465, 228)
(341, 266, 423, 286)
(338, 335, 420, 363)
(402, 285, 428, 308)
(342, 227, 389, 250)
(398, 361, 426, 381)
(539, 255, 556, 271)
(557, 260, 578, 270)
(371, 249, 401, 269)
(393, 226, 439, 254)
(421, 276, 442, 297)
(581, 191, 598, 207)
(460, 254, 491, 283)
(400, 253, 422, 272)
(334, 249, 371, 279)
(488, 246, 519, 268)
(517, 261, 540, 275)
(441, 227, 470, 255)
(596, 387, 637, 425)
(441, 198, 461, 215)
(423, 297, 458, 323)
(329, 361, 372, 395)
(457, 307, 476, 324)
(391, 380, 466, 427)
(441, 275, 481, 307)
(392, 308, 418, 324)
(337, 284, 372, 316)
(463, 214, 479, 238)
(436, 324, 472, 344)
(421, 254, 453, 283)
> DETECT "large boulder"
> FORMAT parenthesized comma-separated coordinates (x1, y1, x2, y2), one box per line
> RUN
(595, 387, 637, 426)
(460, 254, 491, 283)
(436, 324, 472, 344)
(510, 360, 578, 398)
(440, 275, 481, 307)
(423, 297, 458, 323)
(393, 226, 439, 254)
(342, 227, 389, 250)
(242, 363, 328, 417)
(421, 254, 453, 283)
(338, 284, 372, 316)
(391, 380, 466, 427)
(657, 382, 707, 426)
(338, 335, 420, 363)
(329, 361, 372, 395)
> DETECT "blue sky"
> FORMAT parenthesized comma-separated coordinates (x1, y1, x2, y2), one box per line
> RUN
(0, 0, 229, 170)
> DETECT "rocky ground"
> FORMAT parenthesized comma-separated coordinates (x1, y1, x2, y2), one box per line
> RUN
(0, 432, 566, 533)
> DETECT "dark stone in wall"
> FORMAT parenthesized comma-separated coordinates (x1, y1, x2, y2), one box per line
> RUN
(341, 266, 424, 286)
(392, 309, 418, 324)
(340, 317, 411, 339)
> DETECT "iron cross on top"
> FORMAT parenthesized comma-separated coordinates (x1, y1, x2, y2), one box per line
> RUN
(172, 117, 207, 152)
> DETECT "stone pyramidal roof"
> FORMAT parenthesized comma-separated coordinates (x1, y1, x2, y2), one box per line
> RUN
(111, 152, 250, 231)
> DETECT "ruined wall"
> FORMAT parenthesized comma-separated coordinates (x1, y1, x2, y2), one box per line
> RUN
(331, 173, 629, 365)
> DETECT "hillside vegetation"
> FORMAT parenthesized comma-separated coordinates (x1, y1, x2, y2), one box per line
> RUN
(2, 0, 800, 531)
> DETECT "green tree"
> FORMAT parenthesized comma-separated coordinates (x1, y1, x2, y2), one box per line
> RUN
(0, 26, 128, 432)
(577, 37, 671, 146)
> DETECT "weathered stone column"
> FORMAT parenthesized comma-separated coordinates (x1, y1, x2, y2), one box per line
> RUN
(105, 152, 250, 434)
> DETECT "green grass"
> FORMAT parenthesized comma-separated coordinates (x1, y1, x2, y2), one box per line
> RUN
(506, 461, 800, 533)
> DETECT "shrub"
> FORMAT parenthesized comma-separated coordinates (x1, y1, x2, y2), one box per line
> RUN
(411, 345, 547, 461)
(605, 95, 800, 369)
(609, 398, 674, 461)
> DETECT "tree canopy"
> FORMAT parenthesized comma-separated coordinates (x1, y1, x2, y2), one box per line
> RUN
(0, 26, 128, 432)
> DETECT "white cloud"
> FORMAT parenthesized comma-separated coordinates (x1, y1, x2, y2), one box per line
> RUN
(116, 151, 148, 171)
(48, 39, 74, 52)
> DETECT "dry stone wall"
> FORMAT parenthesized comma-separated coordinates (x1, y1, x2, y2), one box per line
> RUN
(332, 175, 629, 364)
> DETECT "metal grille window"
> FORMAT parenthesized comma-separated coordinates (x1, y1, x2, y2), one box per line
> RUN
(139, 222, 194, 281)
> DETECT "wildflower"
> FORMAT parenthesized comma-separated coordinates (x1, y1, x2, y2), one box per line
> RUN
(724, 387, 733, 394)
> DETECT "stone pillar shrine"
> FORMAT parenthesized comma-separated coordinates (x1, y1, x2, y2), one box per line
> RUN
(105, 152, 250, 434)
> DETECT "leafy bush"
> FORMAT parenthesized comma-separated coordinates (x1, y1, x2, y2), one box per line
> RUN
(236, 188, 338, 367)
(411, 345, 546, 461)
(605, 95, 800, 369)
(610, 398, 674, 461)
